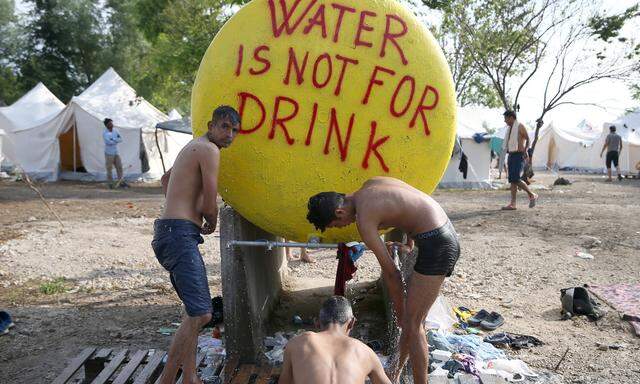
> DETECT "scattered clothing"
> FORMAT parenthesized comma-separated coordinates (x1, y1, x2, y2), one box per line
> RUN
(589, 283, 640, 336)
(458, 152, 469, 179)
(484, 332, 543, 350)
(0, 311, 14, 335)
(443, 333, 507, 361)
(334, 243, 358, 296)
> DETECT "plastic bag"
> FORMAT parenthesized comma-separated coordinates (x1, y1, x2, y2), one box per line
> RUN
(425, 295, 456, 331)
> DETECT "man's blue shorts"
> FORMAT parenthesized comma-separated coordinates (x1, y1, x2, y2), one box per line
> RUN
(507, 152, 525, 183)
(152, 219, 212, 317)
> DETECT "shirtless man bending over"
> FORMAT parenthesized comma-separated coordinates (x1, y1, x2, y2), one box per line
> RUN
(306, 177, 460, 384)
(152, 106, 240, 384)
(279, 296, 390, 384)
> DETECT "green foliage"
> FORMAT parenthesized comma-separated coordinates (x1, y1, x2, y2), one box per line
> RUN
(39, 277, 68, 295)
(420, 0, 452, 10)
(589, 5, 639, 43)
(134, 0, 233, 112)
(0, 0, 26, 105)
(19, 0, 107, 101)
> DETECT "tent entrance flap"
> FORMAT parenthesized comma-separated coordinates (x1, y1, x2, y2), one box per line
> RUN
(59, 124, 84, 172)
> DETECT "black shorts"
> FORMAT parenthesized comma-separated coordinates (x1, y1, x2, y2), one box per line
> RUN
(606, 151, 619, 169)
(413, 221, 460, 277)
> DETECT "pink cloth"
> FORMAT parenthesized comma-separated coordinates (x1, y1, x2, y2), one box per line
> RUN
(589, 283, 640, 337)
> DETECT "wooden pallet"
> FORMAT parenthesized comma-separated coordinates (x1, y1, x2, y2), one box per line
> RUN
(222, 358, 281, 384)
(54, 347, 278, 384)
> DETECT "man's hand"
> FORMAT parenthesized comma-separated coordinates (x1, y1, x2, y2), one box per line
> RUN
(201, 220, 216, 235)
(385, 241, 412, 256)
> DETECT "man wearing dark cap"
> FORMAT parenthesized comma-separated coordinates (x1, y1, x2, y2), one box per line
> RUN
(600, 125, 623, 182)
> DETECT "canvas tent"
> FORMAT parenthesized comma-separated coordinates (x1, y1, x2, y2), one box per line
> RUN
(0, 83, 66, 180)
(439, 107, 501, 189)
(59, 68, 190, 180)
(598, 109, 640, 174)
(532, 120, 602, 171)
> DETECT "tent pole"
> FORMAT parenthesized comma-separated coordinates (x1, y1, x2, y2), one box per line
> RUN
(155, 127, 166, 174)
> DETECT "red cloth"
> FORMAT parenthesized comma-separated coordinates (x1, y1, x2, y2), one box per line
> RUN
(334, 243, 357, 296)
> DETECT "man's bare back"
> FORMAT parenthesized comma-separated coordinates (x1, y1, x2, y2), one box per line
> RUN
(280, 331, 389, 384)
(354, 177, 448, 236)
(162, 137, 220, 228)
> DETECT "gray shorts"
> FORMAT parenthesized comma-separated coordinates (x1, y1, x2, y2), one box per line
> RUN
(152, 219, 211, 317)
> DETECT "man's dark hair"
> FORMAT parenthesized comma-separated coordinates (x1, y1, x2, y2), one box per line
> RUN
(503, 110, 517, 119)
(307, 192, 345, 232)
(319, 296, 353, 327)
(103, 118, 113, 127)
(610, 125, 616, 132)
(212, 105, 240, 125)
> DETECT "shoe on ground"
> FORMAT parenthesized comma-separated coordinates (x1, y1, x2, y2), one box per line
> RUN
(480, 311, 505, 330)
(468, 309, 491, 327)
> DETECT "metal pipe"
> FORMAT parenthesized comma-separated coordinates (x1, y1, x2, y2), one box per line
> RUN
(227, 240, 364, 250)
(155, 127, 166, 174)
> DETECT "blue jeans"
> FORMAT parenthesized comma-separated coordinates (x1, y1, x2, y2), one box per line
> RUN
(152, 219, 211, 317)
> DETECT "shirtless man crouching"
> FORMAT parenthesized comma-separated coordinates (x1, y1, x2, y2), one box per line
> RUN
(279, 296, 390, 384)
(306, 177, 460, 384)
(152, 106, 240, 384)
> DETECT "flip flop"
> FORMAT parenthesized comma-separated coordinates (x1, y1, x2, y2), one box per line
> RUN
(501, 205, 517, 210)
(529, 195, 538, 208)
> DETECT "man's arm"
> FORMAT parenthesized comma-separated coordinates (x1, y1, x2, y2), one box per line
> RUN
(601, 137, 609, 157)
(357, 218, 406, 323)
(103, 131, 117, 145)
(199, 144, 220, 234)
(367, 347, 392, 384)
(278, 340, 295, 384)
(161, 168, 172, 196)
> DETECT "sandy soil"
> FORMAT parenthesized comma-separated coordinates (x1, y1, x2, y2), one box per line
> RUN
(0, 173, 639, 383)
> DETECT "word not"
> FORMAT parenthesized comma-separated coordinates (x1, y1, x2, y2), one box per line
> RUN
(236, 45, 440, 135)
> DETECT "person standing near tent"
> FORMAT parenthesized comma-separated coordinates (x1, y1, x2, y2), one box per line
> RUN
(152, 105, 240, 384)
(600, 125, 623, 182)
(501, 110, 538, 210)
(103, 118, 127, 188)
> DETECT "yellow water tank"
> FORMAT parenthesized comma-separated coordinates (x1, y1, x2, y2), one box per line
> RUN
(192, 0, 456, 242)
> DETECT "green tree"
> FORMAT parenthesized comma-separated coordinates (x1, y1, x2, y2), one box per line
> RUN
(0, 0, 26, 105)
(19, 0, 106, 101)
(135, 0, 235, 112)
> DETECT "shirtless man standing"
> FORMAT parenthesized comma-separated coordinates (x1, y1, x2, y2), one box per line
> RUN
(306, 177, 460, 384)
(279, 296, 390, 384)
(152, 106, 240, 384)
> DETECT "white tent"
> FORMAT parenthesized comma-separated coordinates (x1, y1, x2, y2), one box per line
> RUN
(598, 109, 640, 174)
(532, 120, 602, 171)
(168, 109, 182, 120)
(0, 83, 67, 180)
(439, 106, 501, 189)
(60, 68, 190, 180)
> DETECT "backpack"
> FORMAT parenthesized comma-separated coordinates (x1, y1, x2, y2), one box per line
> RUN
(560, 286, 605, 321)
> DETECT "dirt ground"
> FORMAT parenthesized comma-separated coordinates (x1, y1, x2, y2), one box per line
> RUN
(0, 172, 639, 383)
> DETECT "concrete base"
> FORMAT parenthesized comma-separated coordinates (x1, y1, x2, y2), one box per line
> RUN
(219, 206, 288, 363)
